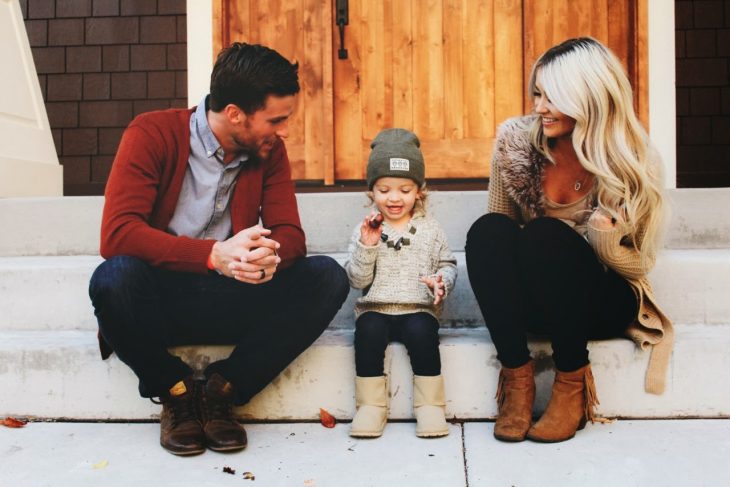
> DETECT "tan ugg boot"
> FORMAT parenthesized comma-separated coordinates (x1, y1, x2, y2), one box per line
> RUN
(413, 375, 449, 438)
(526, 363, 599, 443)
(493, 360, 535, 442)
(350, 376, 388, 438)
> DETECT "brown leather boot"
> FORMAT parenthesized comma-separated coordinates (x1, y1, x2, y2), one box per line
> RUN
(493, 360, 535, 442)
(526, 363, 599, 443)
(199, 373, 247, 451)
(159, 377, 206, 455)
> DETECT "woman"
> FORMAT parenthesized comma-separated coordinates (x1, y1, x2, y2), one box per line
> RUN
(465, 37, 673, 443)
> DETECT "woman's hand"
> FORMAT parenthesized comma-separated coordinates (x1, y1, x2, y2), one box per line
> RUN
(359, 211, 383, 246)
(588, 207, 616, 230)
(420, 274, 445, 305)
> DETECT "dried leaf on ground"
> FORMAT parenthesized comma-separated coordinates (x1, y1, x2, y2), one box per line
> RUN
(243, 471, 255, 480)
(593, 417, 616, 424)
(319, 408, 336, 428)
(92, 460, 109, 470)
(223, 466, 236, 475)
(1, 417, 27, 428)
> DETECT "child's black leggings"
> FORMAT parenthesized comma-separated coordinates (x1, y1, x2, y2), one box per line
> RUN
(355, 311, 441, 377)
(465, 213, 638, 372)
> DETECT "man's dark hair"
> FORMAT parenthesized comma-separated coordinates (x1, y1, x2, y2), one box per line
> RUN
(209, 43, 300, 114)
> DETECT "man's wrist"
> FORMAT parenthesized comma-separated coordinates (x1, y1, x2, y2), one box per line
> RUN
(206, 252, 216, 271)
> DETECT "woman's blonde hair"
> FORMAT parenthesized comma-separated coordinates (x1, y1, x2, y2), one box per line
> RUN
(528, 37, 666, 267)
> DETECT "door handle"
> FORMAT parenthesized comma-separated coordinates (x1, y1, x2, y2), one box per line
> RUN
(336, 0, 348, 59)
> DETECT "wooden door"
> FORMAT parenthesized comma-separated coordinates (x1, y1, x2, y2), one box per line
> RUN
(213, 0, 648, 184)
(213, 0, 335, 182)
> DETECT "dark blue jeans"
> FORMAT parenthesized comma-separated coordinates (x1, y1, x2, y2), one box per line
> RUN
(465, 213, 638, 372)
(89, 255, 349, 405)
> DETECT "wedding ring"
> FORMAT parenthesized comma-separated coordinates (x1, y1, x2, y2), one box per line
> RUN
(259, 269, 266, 280)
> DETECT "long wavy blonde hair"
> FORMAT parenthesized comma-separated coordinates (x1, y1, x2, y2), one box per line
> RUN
(528, 37, 666, 267)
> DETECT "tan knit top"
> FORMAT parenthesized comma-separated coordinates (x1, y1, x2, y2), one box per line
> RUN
(488, 115, 674, 394)
(344, 211, 457, 320)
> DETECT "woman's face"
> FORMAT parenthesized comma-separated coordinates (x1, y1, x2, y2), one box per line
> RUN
(533, 71, 576, 139)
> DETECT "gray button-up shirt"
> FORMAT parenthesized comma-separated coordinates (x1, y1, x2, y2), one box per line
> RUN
(167, 96, 248, 241)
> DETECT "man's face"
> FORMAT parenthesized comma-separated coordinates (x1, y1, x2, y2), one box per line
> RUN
(233, 95, 296, 160)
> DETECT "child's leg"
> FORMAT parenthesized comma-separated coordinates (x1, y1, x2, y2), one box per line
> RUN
(398, 313, 441, 376)
(354, 312, 391, 376)
(398, 313, 448, 437)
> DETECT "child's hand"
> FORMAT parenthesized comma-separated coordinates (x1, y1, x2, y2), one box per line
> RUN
(420, 274, 445, 305)
(359, 211, 383, 246)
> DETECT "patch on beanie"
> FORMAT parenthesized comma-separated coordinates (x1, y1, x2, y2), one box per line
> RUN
(389, 157, 410, 171)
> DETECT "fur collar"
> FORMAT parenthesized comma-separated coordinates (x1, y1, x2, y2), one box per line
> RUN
(493, 115, 545, 219)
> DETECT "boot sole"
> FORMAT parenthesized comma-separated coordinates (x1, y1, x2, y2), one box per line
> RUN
(416, 430, 449, 438)
(494, 433, 527, 442)
(349, 431, 384, 438)
(161, 444, 206, 456)
(208, 444, 247, 452)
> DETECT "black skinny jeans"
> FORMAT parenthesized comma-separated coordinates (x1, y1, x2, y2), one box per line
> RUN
(89, 255, 349, 405)
(355, 312, 441, 377)
(465, 213, 638, 372)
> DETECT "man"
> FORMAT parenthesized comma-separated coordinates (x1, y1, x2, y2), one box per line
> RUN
(89, 43, 349, 456)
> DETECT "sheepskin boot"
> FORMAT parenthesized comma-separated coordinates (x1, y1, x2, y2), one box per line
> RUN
(350, 376, 388, 438)
(493, 360, 535, 442)
(413, 375, 449, 438)
(526, 363, 599, 443)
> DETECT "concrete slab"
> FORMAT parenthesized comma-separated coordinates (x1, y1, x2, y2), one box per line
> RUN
(2, 326, 729, 420)
(1, 189, 729, 256)
(463, 420, 730, 487)
(2, 249, 729, 331)
(0, 422, 466, 487)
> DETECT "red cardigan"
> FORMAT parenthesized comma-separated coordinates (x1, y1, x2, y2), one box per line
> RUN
(101, 108, 306, 273)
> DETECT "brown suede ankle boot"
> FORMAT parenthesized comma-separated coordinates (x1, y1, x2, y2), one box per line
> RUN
(526, 363, 599, 443)
(199, 373, 247, 451)
(159, 376, 206, 456)
(493, 360, 535, 442)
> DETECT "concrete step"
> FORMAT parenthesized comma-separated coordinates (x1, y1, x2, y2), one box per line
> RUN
(3, 421, 729, 487)
(1, 188, 729, 256)
(1, 324, 727, 420)
(1, 249, 728, 331)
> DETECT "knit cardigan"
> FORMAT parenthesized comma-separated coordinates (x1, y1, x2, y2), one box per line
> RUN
(100, 108, 306, 274)
(344, 212, 457, 320)
(489, 115, 674, 394)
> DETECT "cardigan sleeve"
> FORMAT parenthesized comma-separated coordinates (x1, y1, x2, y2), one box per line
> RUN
(100, 121, 215, 274)
(586, 221, 655, 279)
(487, 135, 521, 221)
(260, 140, 306, 269)
(343, 224, 379, 289)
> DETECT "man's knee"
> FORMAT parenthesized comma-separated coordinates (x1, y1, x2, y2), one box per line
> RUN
(299, 255, 349, 303)
(89, 255, 152, 302)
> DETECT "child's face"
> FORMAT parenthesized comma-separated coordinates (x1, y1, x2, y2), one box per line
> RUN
(370, 177, 421, 227)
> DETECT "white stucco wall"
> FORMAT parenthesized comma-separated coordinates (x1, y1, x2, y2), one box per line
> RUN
(186, 0, 677, 187)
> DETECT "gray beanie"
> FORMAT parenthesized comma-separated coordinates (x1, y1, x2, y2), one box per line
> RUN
(366, 128, 425, 189)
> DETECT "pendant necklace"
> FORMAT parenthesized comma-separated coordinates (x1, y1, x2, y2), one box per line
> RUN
(574, 172, 590, 192)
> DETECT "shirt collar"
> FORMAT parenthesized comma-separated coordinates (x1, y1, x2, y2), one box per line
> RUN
(193, 95, 248, 167)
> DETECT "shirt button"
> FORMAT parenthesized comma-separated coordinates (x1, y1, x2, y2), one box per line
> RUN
(206, 150, 212, 156)
(216, 204, 222, 210)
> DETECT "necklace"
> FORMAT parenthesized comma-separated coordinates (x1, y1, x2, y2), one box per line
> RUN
(574, 172, 591, 192)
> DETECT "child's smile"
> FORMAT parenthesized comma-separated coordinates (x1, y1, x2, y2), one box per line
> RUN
(371, 177, 421, 229)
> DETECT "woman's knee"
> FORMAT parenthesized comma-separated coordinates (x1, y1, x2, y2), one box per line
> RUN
(466, 213, 519, 249)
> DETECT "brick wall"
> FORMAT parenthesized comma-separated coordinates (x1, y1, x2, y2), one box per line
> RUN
(21, 0, 188, 195)
(676, 0, 730, 187)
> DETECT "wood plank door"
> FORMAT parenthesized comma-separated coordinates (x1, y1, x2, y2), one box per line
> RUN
(332, 0, 523, 180)
(213, 0, 336, 182)
(523, 0, 649, 126)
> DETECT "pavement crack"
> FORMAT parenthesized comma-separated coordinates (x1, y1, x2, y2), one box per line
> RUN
(461, 421, 470, 487)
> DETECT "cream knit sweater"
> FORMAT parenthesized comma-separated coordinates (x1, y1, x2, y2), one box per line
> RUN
(344, 211, 457, 320)
(489, 115, 674, 395)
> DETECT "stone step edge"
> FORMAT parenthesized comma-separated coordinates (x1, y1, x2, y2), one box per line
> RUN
(1, 325, 729, 420)
(2, 248, 730, 331)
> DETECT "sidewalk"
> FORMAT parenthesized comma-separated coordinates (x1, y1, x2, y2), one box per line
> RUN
(2, 419, 728, 486)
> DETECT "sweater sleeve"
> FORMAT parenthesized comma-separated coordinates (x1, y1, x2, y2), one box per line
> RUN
(260, 140, 306, 269)
(435, 227, 458, 298)
(343, 224, 379, 289)
(586, 222, 655, 279)
(100, 121, 215, 274)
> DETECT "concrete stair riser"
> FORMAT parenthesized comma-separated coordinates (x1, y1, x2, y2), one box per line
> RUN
(1, 326, 727, 420)
(1, 189, 729, 256)
(1, 250, 729, 330)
